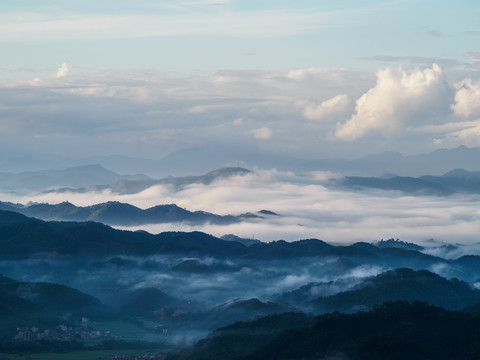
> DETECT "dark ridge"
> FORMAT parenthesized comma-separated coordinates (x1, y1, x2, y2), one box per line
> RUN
(0, 200, 242, 226)
(166, 301, 480, 360)
(376, 238, 424, 251)
(257, 210, 280, 216)
(312, 268, 480, 313)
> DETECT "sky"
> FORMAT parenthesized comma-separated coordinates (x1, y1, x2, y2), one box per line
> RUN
(1, 0, 480, 161)
(2, 1, 480, 245)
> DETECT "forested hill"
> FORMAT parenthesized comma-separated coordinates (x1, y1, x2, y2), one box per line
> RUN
(167, 301, 480, 360)
(0, 210, 478, 274)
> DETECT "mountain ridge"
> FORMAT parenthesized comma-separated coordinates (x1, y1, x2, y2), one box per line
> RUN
(0, 201, 242, 226)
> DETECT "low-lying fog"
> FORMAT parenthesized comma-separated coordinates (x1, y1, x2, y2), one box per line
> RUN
(3, 170, 480, 246)
(0, 254, 384, 307)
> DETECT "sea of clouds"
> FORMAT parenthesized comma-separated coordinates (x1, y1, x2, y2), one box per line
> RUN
(3, 169, 480, 247)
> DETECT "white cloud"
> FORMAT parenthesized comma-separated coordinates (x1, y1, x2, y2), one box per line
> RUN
(300, 94, 353, 122)
(55, 62, 71, 78)
(0, 65, 470, 160)
(0, 8, 339, 41)
(287, 67, 332, 81)
(5, 169, 480, 246)
(0, 67, 367, 159)
(335, 64, 452, 140)
(452, 79, 480, 118)
(249, 127, 273, 139)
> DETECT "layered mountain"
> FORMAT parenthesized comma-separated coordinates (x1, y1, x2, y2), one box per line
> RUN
(166, 301, 480, 360)
(102, 145, 480, 178)
(335, 168, 480, 196)
(6, 145, 480, 179)
(302, 145, 480, 177)
(51, 166, 251, 195)
(275, 268, 480, 313)
(0, 210, 248, 259)
(0, 201, 241, 226)
(0, 209, 468, 269)
(0, 164, 148, 192)
(311, 268, 480, 313)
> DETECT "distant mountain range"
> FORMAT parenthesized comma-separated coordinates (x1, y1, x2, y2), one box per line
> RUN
(5, 161, 480, 198)
(335, 168, 480, 195)
(3, 145, 480, 178)
(0, 165, 250, 194)
(76, 145, 480, 177)
(0, 201, 250, 226)
(0, 164, 149, 192)
(51, 166, 251, 195)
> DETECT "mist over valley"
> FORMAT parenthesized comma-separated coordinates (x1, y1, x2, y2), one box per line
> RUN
(3, 1, 480, 357)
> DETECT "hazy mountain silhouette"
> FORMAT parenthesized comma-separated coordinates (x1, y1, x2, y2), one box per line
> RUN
(50, 166, 251, 195)
(335, 168, 480, 195)
(0, 164, 148, 192)
(303, 145, 480, 177)
(0, 201, 241, 226)
(4, 146, 480, 178)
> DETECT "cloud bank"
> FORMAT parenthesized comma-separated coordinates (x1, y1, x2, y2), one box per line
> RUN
(3, 170, 480, 246)
(0, 63, 479, 162)
(335, 64, 452, 140)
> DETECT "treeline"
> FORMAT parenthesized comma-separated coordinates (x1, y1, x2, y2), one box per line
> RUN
(167, 301, 480, 360)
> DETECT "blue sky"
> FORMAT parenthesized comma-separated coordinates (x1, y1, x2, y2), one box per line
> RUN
(2, 0, 478, 74)
(1, 0, 480, 161)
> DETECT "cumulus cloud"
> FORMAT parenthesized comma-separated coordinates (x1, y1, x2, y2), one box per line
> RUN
(249, 127, 273, 139)
(0, 65, 474, 163)
(55, 62, 71, 78)
(335, 64, 452, 140)
(452, 78, 480, 118)
(299, 94, 353, 122)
